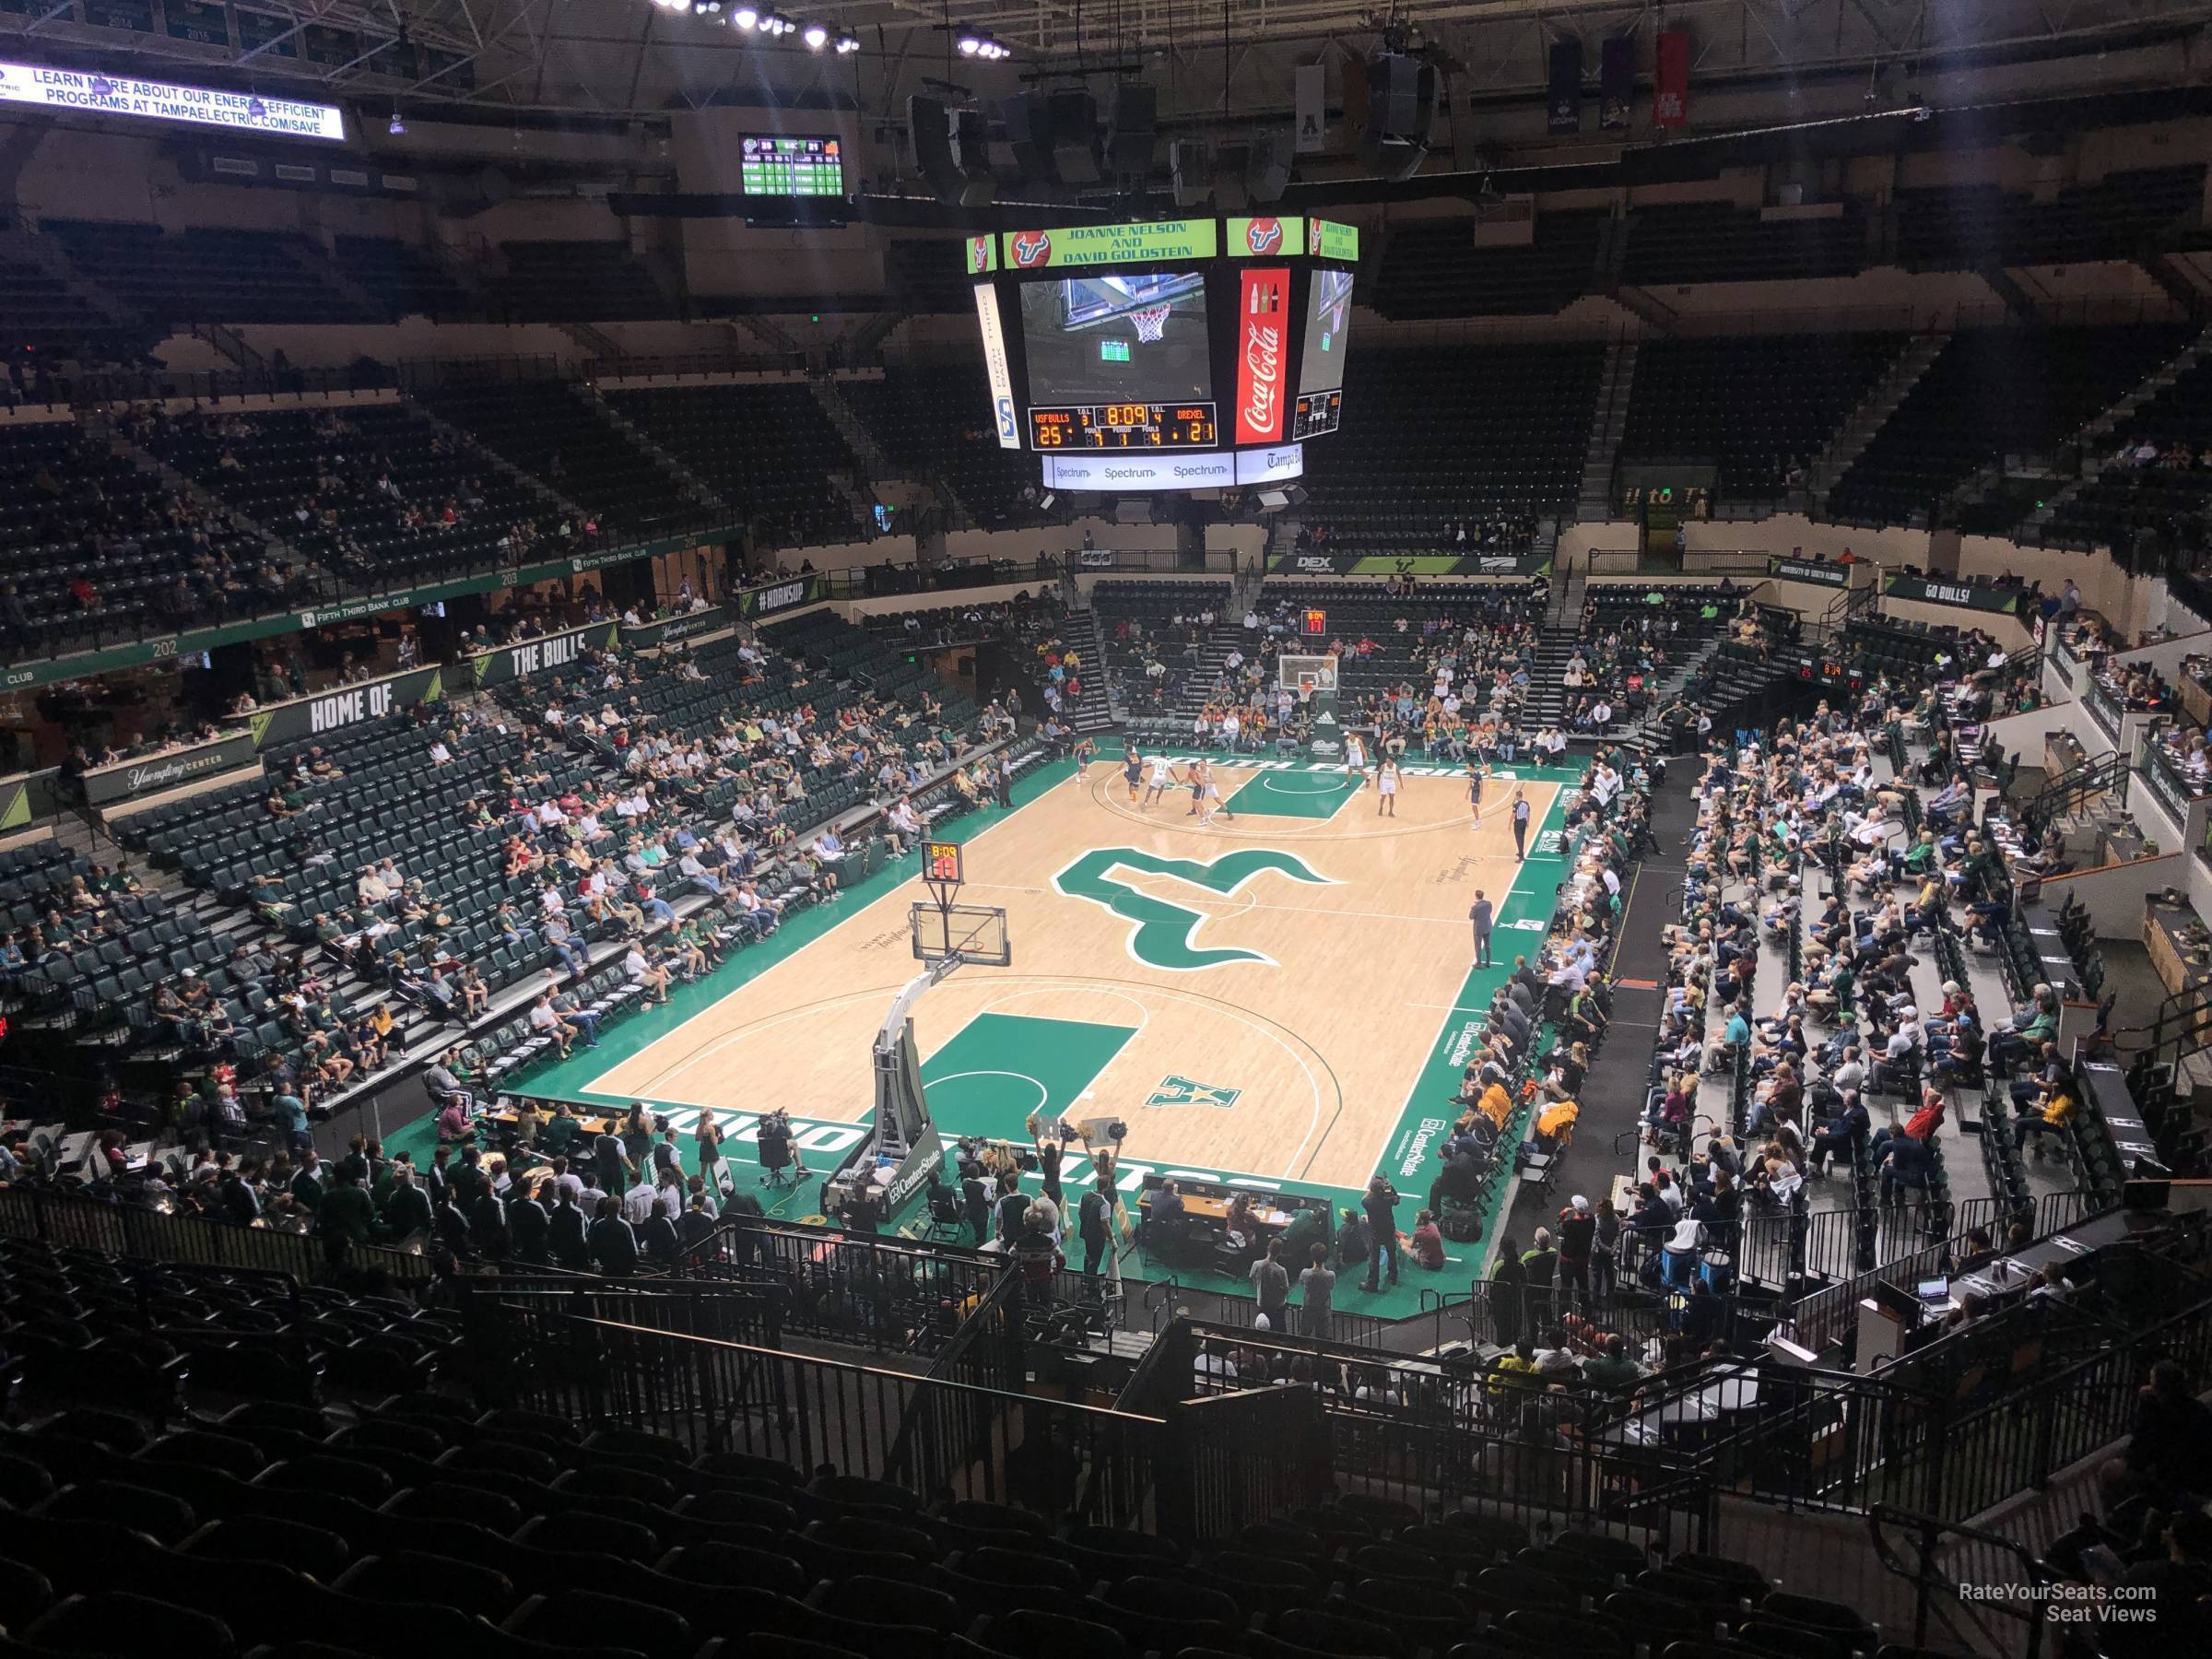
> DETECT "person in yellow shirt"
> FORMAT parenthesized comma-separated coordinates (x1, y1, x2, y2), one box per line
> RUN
(1525, 1098, 1579, 1159)
(1474, 1078, 1515, 1132)
(2014, 1082, 2079, 1157)
(1488, 1337, 1540, 1397)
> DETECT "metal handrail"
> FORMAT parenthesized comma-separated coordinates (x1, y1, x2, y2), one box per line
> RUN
(1869, 1503, 2057, 1659)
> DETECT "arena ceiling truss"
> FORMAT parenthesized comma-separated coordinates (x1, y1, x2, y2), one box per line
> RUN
(4, 0, 2211, 123)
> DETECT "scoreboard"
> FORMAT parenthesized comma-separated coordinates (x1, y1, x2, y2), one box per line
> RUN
(1292, 391, 1341, 441)
(1029, 403, 1219, 450)
(739, 135, 843, 195)
(969, 218, 1360, 491)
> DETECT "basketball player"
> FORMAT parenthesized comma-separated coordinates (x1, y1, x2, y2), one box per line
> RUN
(1467, 760, 1485, 822)
(1183, 759, 1206, 817)
(1194, 759, 1221, 826)
(1194, 757, 1233, 825)
(1344, 728, 1369, 787)
(1122, 745, 1144, 804)
(1070, 734, 1098, 784)
(1142, 752, 1174, 808)
(1376, 757, 1400, 817)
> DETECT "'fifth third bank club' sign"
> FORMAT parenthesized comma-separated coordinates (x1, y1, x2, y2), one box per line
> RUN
(1004, 219, 1219, 269)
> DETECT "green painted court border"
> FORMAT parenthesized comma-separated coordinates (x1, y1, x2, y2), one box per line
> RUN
(391, 748, 1587, 1311)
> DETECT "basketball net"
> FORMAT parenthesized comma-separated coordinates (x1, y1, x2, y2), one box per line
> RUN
(1129, 304, 1171, 344)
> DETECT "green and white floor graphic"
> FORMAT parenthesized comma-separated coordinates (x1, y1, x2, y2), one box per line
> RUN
(406, 749, 1585, 1314)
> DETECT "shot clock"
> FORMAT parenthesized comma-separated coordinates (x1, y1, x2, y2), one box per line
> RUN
(921, 841, 965, 885)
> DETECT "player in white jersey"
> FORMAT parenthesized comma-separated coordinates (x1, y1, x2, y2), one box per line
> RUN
(1344, 732, 1369, 784)
(1375, 758, 1400, 817)
(1142, 754, 1174, 807)
(1193, 758, 1232, 825)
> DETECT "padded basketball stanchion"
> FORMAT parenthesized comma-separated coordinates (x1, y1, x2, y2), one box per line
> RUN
(838, 837, 1013, 1225)
(1279, 653, 1341, 761)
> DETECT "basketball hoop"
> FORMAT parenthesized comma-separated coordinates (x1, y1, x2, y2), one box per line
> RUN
(1277, 653, 1338, 697)
(1129, 304, 1171, 345)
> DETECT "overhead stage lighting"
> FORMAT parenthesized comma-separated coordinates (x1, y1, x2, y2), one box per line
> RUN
(732, 4, 758, 24)
(957, 31, 981, 55)
(834, 29, 859, 53)
(802, 20, 828, 48)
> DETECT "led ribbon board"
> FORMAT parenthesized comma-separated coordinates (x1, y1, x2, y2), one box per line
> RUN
(1004, 219, 1219, 269)
(0, 62, 345, 141)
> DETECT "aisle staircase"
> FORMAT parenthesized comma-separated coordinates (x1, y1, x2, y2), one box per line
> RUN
(1168, 621, 1248, 719)
(1806, 333, 1949, 512)
(2017, 322, 2212, 536)
(1060, 609, 1115, 733)
(1574, 339, 1639, 520)
(574, 383, 727, 517)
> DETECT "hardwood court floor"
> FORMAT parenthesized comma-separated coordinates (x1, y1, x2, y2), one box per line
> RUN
(578, 758, 1560, 1193)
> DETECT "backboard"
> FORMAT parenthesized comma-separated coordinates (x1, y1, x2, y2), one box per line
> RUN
(1277, 653, 1339, 699)
(911, 902, 1012, 967)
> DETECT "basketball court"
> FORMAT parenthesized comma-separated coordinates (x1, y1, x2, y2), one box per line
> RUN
(489, 740, 1585, 1310)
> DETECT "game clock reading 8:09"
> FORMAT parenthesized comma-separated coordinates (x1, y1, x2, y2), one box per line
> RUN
(1028, 403, 1218, 449)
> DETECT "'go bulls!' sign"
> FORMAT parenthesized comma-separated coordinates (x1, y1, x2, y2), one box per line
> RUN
(1235, 265, 1289, 445)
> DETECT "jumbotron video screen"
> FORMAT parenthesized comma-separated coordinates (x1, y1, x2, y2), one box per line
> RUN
(969, 217, 1360, 485)
(1018, 271, 1213, 407)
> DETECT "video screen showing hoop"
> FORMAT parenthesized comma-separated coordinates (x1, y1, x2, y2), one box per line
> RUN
(911, 902, 1012, 967)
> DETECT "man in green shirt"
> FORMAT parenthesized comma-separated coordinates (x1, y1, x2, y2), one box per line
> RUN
(319, 1166, 376, 1247)
(539, 1104, 581, 1159)
(288, 1151, 326, 1215)
(1277, 1202, 1324, 1265)
(382, 1165, 433, 1240)
(1580, 1334, 1645, 1392)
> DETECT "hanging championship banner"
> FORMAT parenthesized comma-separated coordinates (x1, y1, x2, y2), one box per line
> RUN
(1295, 64, 1326, 154)
(1234, 265, 1290, 446)
(1600, 37, 1635, 131)
(973, 283, 1020, 451)
(1653, 29, 1690, 127)
(1547, 39, 1583, 135)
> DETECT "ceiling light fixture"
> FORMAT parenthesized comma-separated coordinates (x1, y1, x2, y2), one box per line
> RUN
(732, 3, 758, 23)
(802, 20, 828, 48)
(833, 29, 859, 53)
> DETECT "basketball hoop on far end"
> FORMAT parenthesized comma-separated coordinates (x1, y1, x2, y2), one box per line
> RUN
(1278, 653, 1337, 705)
(1279, 653, 1343, 761)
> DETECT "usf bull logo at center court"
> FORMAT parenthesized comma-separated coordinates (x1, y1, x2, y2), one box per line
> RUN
(1053, 846, 1332, 971)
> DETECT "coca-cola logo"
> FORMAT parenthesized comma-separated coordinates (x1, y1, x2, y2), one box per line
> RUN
(1010, 231, 1052, 267)
(1245, 217, 1283, 254)
(1242, 322, 1283, 433)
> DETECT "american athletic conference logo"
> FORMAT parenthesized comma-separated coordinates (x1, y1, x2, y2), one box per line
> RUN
(1010, 231, 1052, 268)
(1244, 217, 1284, 254)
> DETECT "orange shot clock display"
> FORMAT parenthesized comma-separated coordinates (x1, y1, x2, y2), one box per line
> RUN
(922, 841, 965, 885)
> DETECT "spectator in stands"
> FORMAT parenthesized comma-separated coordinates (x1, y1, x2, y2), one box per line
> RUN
(381, 1164, 431, 1241)
(1808, 1091, 1870, 1177)
(2127, 1359, 2212, 1512)
(2013, 1066, 2082, 1159)
(588, 1194, 639, 1275)
(623, 940, 671, 1006)
(1298, 1241, 1335, 1338)
(528, 992, 580, 1058)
